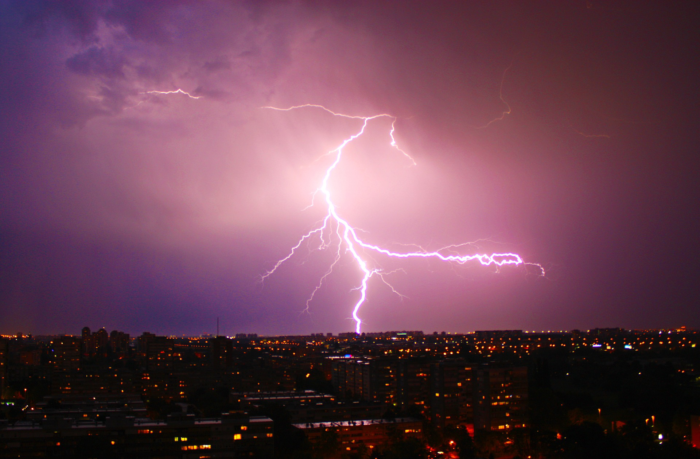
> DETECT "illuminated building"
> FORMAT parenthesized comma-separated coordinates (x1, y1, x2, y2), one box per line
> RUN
(137, 332, 156, 355)
(333, 358, 370, 400)
(94, 328, 108, 350)
(473, 365, 528, 431)
(50, 336, 81, 371)
(332, 358, 399, 405)
(692, 415, 700, 448)
(81, 326, 93, 356)
(145, 337, 177, 371)
(0, 338, 7, 399)
(430, 359, 474, 428)
(233, 390, 385, 423)
(18, 349, 41, 367)
(27, 393, 147, 421)
(398, 359, 432, 409)
(80, 327, 130, 358)
(369, 359, 399, 405)
(210, 336, 233, 369)
(51, 368, 135, 395)
(109, 330, 130, 354)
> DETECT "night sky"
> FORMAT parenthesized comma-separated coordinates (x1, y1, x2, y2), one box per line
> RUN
(1, 1, 699, 336)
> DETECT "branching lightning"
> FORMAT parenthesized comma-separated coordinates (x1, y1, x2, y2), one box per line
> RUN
(262, 104, 543, 333)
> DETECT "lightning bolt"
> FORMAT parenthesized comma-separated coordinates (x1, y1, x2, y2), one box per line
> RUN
(145, 88, 201, 99)
(262, 104, 543, 333)
(474, 62, 513, 129)
(568, 121, 611, 138)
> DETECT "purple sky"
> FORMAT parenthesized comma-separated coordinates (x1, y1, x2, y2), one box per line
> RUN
(1, 1, 699, 336)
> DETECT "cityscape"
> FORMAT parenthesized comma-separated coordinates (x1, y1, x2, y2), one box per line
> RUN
(2, 1, 700, 458)
(2, 327, 700, 458)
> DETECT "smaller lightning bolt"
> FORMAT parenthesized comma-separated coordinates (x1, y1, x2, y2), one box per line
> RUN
(568, 121, 611, 138)
(146, 89, 201, 99)
(474, 62, 514, 129)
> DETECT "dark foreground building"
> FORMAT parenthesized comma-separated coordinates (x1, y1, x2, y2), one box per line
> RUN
(294, 417, 422, 455)
(0, 413, 273, 458)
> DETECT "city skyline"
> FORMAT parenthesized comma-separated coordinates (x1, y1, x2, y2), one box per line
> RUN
(1, 2, 699, 335)
(3, 325, 696, 343)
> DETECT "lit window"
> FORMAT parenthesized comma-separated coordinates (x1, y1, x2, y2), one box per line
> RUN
(233, 434, 242, 441)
